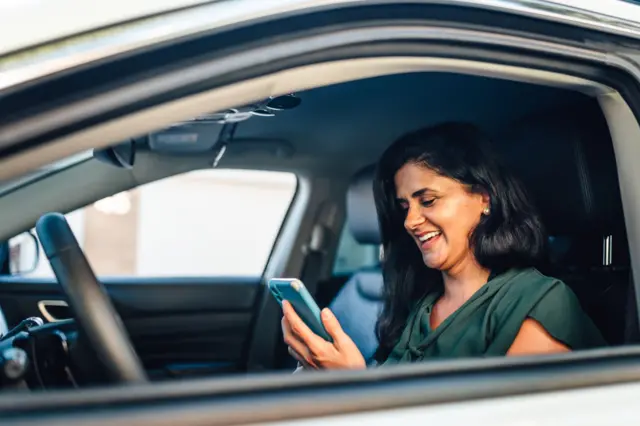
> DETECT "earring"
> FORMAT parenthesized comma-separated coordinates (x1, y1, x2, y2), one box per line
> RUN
(483, 207, 490, 215)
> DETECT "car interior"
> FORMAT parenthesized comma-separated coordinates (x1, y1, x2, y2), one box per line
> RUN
(0, 69, 635, 389)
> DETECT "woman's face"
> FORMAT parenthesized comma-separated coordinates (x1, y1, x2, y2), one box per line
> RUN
(395, 162, 488, 272)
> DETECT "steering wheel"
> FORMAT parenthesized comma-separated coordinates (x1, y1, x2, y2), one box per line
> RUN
(35, 212, 147, 384)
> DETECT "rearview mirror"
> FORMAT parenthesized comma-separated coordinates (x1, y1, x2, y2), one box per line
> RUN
(8, 231, 40, 275)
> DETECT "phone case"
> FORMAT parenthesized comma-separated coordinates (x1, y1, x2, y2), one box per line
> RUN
(269, 278, 332, 342)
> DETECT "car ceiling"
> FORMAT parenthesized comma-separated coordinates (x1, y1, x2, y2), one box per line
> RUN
(27, 71, 588, 181)
(0, 71, 595, 240)
(227, 72, 590, 175)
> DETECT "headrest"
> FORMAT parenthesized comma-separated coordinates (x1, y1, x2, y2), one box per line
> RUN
(355, 269, 384, 300)
(346, 165, 381, 245)
(501, 105, 623, 236)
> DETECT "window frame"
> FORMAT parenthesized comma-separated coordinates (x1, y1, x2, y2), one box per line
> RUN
(331, 223, 380, 276)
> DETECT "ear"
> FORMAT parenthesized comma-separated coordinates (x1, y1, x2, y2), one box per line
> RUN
(470, 185, 490, 214)
(478, 190, 491, 215)
(481, 191, 491, 209)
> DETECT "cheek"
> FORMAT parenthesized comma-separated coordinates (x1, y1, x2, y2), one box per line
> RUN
(436, 199, 482, 238)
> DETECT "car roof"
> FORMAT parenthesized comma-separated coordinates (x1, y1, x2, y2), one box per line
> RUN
(2, 0, 640, 95)
(0, 0, 212, 56)
(0, 0, 639, 58)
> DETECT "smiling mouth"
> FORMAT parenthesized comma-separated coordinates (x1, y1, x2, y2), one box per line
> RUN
(417, 231, 442, 250)
(418, 230, 441, 243)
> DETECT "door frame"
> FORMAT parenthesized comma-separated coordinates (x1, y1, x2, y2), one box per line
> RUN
(2, 1, 640, 424)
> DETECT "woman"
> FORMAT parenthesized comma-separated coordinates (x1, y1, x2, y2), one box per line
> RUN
(282, 122, 606, 370)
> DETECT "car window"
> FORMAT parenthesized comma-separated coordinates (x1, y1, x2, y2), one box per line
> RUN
(9, 169, 297, 278)
(332, 225, 380, 275)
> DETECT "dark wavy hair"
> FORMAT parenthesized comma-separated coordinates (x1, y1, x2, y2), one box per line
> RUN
(372, 122, 546, 363)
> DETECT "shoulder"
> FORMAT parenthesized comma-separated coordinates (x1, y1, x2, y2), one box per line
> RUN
(487, 268, 584, 329)
(524, 270, 584, 319)
(513, 269, 580, 309)
(488, 268, 606, 351)
(494, 268, 562, 302)
(497, 268, 585, 312)
(485, 268, 563, 327)
(508, 267, 559, 287)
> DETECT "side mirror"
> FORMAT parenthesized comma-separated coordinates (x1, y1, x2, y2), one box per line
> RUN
(8, 231, 40, 275)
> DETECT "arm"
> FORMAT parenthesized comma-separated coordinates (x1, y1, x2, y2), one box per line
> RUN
(507, 318, 570, 356)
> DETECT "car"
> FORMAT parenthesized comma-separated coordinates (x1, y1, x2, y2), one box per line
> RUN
(1, 0, 640, 424)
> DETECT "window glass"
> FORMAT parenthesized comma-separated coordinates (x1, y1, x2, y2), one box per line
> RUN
(332, 224, 379, 275)
(10, 169, 297, 278)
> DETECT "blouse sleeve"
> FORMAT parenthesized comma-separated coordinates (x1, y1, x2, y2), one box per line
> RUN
(528, 281, 607, 350)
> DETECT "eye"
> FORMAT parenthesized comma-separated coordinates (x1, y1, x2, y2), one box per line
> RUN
(421, 198, 436, 207)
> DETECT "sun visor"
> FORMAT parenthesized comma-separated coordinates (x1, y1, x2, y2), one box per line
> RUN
(147, 94, 301, 154)
(148, 122, 224, 154)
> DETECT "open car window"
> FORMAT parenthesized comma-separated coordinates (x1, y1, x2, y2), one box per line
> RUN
(7, 169, 297, 278)
(332, 225, 380, 276)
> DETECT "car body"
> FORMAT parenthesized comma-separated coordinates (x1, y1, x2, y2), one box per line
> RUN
(2, 0, 640, 424)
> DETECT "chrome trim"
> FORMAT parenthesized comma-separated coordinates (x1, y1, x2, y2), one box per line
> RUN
(37, 300, 70, 323)
(0, 0, 639, 93)
(603, 234, 613, 266)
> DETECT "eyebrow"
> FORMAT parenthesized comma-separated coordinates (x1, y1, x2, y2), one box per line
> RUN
(411, 188, 430, 198)
(396, 188, 434, 203)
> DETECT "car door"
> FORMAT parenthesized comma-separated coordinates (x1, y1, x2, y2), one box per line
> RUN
(0, 168, 298, 379)
(4, 0, 640, 425)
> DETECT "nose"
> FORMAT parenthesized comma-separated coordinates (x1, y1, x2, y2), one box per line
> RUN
(404, 203, 425, 231)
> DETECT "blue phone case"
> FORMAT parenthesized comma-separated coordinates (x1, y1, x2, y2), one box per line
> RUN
(269, 278, 332, 342)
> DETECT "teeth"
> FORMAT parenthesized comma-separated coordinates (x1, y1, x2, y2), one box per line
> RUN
(419, 231, 441, 242)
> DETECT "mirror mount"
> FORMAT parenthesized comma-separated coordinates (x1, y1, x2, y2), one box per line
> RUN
(93, 139, 136, 169)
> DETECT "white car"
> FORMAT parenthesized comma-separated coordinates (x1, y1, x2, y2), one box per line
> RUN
(0, 0, 640, 424)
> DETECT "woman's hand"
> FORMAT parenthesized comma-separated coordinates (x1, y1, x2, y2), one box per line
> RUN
(281, 301, 366, 370)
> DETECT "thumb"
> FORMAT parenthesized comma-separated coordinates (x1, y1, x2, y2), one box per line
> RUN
(321, 308, 347, 343)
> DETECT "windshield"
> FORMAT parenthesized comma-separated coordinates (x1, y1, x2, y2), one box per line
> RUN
(0, 149, 93, 195)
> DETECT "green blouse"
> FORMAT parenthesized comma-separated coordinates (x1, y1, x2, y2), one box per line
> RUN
(382, 268, 606, 365)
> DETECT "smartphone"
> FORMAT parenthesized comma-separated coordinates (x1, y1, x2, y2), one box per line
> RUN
(268, 278, 332, 342)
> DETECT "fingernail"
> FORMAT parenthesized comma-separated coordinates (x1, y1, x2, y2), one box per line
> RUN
(321, 308, 332, 319)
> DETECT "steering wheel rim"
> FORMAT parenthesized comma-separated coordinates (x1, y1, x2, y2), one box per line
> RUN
(35, 212, 147, 384)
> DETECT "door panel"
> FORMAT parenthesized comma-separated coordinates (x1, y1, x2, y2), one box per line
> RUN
(0, 275, 262, 378)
